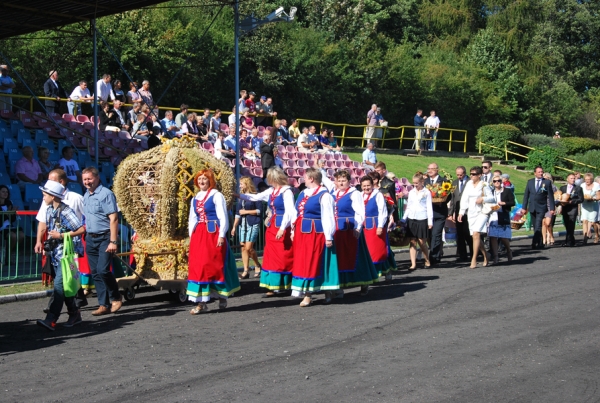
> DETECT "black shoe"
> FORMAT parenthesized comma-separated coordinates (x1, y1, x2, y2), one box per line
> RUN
(77, 298, 88, 308)
(43, 308, 50, 314)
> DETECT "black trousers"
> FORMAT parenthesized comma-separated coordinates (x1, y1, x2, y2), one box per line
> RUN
(563, 213, 577, 246)
(428, 216, 446, 262)
(455, 215, 473, 259)
(530, 211, 545, 247)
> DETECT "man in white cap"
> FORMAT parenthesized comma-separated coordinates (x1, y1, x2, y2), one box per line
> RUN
(35, 180, 86, 331)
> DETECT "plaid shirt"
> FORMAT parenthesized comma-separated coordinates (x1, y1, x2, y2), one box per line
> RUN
(46, 202, 84, 266)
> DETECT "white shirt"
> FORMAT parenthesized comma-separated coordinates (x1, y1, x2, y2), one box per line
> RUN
(228, 113, 237, 127)
(362, 149, 377, 164)
(58, 158, 80, 181)
(36, 189, 84, 223)
(425, 116, 440, 128)
(459, 180, 495, 217)
(362, 189, 388, 228)
(403, 187, 433, 226)
(69, 86, 91, 101)
(96, 79, 115, 102)
(214, 139, 224, 159)
(240, 186, 297, 230)
(188, 189, 228, 238)
(298, 133, 311, 152)
(295, 186, 336, 241)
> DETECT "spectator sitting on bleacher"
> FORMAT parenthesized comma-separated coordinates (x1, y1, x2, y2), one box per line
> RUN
(112, 100, 129, 131)
(0, 184, 23, 250)
(240, 129, 256, 160)
(127, 102, 141, 129)
(201, 108, 211, 128)
(15, 146, 44, 189)
(195, 114, 209, 137)
(280, 119, 292, 142)
(96, 74, 115, 103)
(214, 131, 233, 160)
(131, 113, 150, 140)
(161, 110, 179, 139)
(99, 101, 120, 132)
(0, 66, 16, 110)
(362, 142, 377, 172)
(241, 110, 255, 131)
(320, 128, 341, 153)
(38, 147, 56, 181)
(58, 146, 82, 184)
(209, 109, 222, 134)
(288, 119, 300, 139)
(224, 126, 237, 156)
(175, 104, 188, 128)
(180, 112, 200, 140)
(250, 128, 262, 157)
(298, 127, 313, 153)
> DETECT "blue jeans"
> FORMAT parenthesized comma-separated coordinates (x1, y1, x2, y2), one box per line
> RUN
(67, 101, 82, 116)
(86, 233, 120, 308)
(48, 261, 78, 320)
(428, 130, 438, 150)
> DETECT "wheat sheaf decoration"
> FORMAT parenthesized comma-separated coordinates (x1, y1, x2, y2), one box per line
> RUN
(113, 137, 236, 279)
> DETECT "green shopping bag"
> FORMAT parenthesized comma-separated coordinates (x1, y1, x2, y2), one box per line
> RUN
(61, 233, 80, 297)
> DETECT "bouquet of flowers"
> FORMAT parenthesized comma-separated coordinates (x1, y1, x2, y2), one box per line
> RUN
(426, 181, 455, 203)
(388, 220, 410, 247)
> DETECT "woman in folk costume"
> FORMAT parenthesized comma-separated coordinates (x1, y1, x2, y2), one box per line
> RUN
(360, 175, 393, 278)
(237, 167, 296, 297)
(321, 168, 378, 297)
(291, 168, 339, 307)
(187, 169, 240, 314)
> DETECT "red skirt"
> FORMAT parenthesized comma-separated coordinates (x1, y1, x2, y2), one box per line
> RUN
(262, 220, 294, 274)
(364, 226, 389, 264)
(292, 218, 325, 280)
(188, 223, 227, 283)
(334, 229, 359, 272)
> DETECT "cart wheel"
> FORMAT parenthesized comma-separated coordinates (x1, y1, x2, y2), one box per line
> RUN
(168, 289, 178, 294)
(124, 287, 135, 301)
(178, 291, 188, 303)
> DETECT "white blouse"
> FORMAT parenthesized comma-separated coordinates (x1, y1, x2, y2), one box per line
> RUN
(333, 187, 365, 231)
(362, 188, 388, 229)
(459, 180, 495, 216)
(402, 187, 433, 226)
(188, 189, 228, 238)
(240, 185, 297, 230)
(581, 182, 600, 200)
(295, 186, 336, 241)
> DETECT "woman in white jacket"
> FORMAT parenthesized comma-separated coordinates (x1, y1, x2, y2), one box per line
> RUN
(458, 166, 495, 268)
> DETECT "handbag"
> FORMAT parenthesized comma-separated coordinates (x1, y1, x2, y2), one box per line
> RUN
(60, 233, 80, 298)
(481, 203, 498, 215)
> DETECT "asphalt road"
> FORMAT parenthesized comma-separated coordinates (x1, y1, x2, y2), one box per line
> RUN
(1, 238, 599, 403)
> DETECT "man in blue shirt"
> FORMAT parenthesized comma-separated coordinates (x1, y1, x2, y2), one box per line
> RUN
(362, 142, 377, 172)
(250, 128, 262, 156)
(82, 167, 122, 316)
(0, 66, 16, 110)
(161, 110, 179, 139)
(413, 109, 425, 152)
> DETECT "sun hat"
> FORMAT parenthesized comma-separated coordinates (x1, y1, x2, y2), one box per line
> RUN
(39, 180, 65, 199)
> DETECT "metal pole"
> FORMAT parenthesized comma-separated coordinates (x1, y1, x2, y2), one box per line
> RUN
(92, 19, 99, 166)
(234, 0, 241, 191)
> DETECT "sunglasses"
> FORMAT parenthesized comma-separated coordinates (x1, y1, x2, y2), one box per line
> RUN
(492, 179, 502, 183)
(470, 173, 478, 176)
(482, 166, 490, 169)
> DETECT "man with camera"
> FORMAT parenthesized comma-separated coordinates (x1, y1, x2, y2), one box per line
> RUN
(82, 167, 122, 316)
(36, 169, 86, 313)
(35, 181, 86, 331)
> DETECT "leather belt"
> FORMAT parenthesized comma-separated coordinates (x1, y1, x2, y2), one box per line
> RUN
(86, 231, 109, 238)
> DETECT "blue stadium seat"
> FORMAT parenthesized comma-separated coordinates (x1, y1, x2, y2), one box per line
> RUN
(40, 139, 56, 152)
(0, 172, 11, 186)
(10, 120, 24, 137)
(57, 139, 69, 155)
(0, 163, 8, 175)
(77, 151, 90, 167)
(11, 199, 25, 211)
(3, 137, 17, 155)
(22, 139, 37, 153)
(9, 159, 19, 177)
(17, 128, 32, 145)
(6, 184, 23, 204)
(34, 130, 49, 144)
(8, 148, 22, 161)
(99, 172, 107, 186)
(0, 120, 6, 129)
(100, 161, 115, 177)
(66, 182, 83, 195)
(24, 183, 43, 202)
(49, 150, 61, 163)
(0, 127, 11, 145)
(18, 215, 37, 237)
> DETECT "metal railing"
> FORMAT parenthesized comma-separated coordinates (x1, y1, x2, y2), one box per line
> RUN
(478, 140, 599, 174)
(295, 119, 468, 152)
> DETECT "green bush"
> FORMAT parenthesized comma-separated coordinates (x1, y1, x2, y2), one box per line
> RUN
(476, 124, 521, 158)
(572, 150, 600, 176)
(521, 133, 560, 149)
(558, 137, 600, 155)
(526, 146, 563, 174)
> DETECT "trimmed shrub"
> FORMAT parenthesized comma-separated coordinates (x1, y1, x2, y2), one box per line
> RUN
(476, 124, 521, 158)
(521, 133, 560, 150)
(558, 137, 600, 155)
(526, 146, 563, 175)
(572, 150, 600, 176)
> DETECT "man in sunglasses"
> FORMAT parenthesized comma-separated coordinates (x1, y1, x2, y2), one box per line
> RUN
(425, 163, 451, 265)
(448, 166, 472, 262)
(481, 161, 493, 184)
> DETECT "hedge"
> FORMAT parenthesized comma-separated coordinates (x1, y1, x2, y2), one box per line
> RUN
(558, 137, 600, 155)
(476, 124, 521, 158)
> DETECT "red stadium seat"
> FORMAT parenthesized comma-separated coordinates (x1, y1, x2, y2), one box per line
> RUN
(62, 114, 75, 122)
(76, 115, 90, 123)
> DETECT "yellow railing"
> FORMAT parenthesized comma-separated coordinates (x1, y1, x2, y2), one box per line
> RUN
(295, 119, 468, 152)
(478, 139, 599, 173)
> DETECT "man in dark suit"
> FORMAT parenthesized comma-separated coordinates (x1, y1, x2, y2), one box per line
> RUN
(521, 166, 555, 249)
(425, 162, 452, 265)
(43, 70, 69, 114)
(448, 166, 472, 262)
(260, 130, 275, 180)
(375, 162, 400, 222)
(559, 173, 583, 247)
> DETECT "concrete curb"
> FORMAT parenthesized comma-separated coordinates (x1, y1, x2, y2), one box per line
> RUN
(0, 290, 53, 305)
